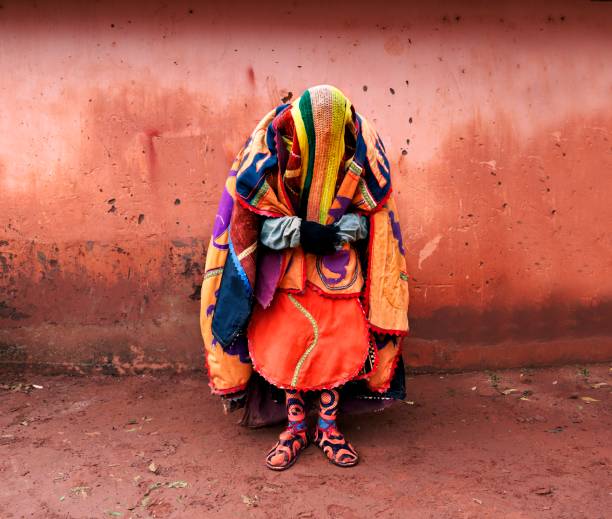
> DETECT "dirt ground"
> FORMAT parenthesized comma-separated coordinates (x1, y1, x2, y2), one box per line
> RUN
(0, 364, 610, 519)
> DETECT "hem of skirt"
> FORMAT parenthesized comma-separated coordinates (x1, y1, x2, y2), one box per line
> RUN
(248, 362, 370, 392)
(367, 322, 409, 337)
(208, 381, 248, 396)
(247, 334, 371, 393)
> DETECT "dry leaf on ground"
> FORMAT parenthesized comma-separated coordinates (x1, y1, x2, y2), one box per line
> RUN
(534, 487, 554, 495)
(167, 481, 188, 488)
(242, 494, 259, 507)
(580, 396, 599, 403)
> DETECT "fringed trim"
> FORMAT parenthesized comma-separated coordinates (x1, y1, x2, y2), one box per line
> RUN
(227, 238, 252, 294)
(236, 194, 286, 218)
(367, 322, 409, 337)
(277, 287, 304, 294)
(305, 280, 361, 299)
(208, 381, 249, 396)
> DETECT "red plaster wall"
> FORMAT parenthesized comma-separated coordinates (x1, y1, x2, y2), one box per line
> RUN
(1, 0, 611, 374)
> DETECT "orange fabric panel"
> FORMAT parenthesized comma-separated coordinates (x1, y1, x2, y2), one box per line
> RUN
(305, 246, 364, 297)
(277, 245, 365, 298)
(248, 286, 370, 390)
(367, 338, 401, 392)
(324, 163, 362, 225)
(367, 198, 409, 333)
(277, 248, 306, 291)
(199, 161, 253, 394)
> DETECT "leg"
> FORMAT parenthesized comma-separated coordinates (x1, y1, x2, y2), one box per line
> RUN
(265, 390, 309, 471)
(314, 389, 359, 467)
(286, 389, 307, 432)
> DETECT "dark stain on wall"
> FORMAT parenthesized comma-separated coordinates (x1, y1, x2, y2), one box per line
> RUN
(0, 342, 27, 363)
(247, 66, 255, 85)
(411, 298, 612, 344)
(0, 302, 30, 321)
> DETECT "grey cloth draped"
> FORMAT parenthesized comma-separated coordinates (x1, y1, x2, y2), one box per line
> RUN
(260, 213, 368, 251)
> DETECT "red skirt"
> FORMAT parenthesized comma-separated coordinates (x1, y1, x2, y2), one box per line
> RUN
(247, 286, 370, 391)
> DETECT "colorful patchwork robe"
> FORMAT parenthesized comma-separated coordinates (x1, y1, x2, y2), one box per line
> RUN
(200, 85, 409, 421)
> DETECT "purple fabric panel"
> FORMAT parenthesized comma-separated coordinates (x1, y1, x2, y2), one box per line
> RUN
(328, 195, 352, 222)
(319, 249, 350, 285)
(212, 185, 234, 251)
(254, 250, 282, 308)
(224, 335, 251, 364)
(389, 210, 405, 255)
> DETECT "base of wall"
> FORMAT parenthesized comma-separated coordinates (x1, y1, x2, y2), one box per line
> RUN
(1, 321, 610, 375)
(406, 336, 612, 373)
(0, 320, 202, 376)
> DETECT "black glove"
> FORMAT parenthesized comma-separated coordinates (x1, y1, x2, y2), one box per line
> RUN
(300, 219, 340, 256)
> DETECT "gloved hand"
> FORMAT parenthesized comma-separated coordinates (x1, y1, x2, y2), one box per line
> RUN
(300, 220, 341, 256)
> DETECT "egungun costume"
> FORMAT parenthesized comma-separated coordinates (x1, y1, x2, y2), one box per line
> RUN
(200, 85, 409, 470)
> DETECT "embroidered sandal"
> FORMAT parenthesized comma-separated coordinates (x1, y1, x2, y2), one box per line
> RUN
(265, 426, 309, 471)
(314, 426, 359, 467)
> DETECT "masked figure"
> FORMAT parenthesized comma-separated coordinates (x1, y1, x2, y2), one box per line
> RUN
(200, 85, 409, 470)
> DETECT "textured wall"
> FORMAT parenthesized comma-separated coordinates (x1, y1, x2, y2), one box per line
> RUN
(1, 0, 611, 373)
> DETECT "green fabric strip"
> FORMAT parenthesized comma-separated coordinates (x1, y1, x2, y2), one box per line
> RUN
(251, 182, 269, 207)
(359, 179, 376, 208)
(348, 161, 363, 176)
(318, 88, 347, 224)
(203, 267, 224, 280)
(298, 90, 316, 216)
